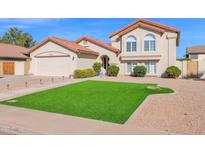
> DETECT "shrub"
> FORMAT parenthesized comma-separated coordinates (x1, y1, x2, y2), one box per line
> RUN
(74, 68, 96, 78)
(107, 65, 120, 77)
(165, 66, 181, 78)
(133, 66, 147, 77)
(92, 62, 102, 75)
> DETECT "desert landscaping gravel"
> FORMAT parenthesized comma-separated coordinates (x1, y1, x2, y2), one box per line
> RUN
(96, 76, 205, 134)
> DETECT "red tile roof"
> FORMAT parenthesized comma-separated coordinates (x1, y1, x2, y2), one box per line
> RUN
(118, 22, 166, 37)
(0, 43, 28, 59)
(108, 18, 180, 45)
(28, 37, 99, 56)
(75, 36, 120, 53)
(187, 45, 205, 54)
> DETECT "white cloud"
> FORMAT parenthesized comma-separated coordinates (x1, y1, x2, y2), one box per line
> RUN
(0, 18, 62, 25)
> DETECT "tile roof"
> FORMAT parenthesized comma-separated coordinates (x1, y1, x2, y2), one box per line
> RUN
(118, 22, 166, 37)
(75, 36, 120, 53)
(0, 43, 29, 59)
(187, 45, 205, 54)
(108, 18, 180, 46)
(28, 37, 99, 56)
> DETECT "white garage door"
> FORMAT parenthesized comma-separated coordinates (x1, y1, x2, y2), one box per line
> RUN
(35, 57, 73, 76)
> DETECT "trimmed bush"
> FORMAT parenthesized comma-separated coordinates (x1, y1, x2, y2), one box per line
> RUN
(74, 68, 96, 78)
(92, 62, 102, 75)
(165, 66, 181, 78)
(107, 65, 120, 77)
(133, 66, 147, 77)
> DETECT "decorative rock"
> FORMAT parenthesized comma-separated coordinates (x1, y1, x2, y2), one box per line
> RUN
(7, 100, 18, 103)
(147, 85, 161, 90)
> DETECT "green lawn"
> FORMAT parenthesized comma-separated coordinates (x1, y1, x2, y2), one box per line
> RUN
(0, 80, 173, 124)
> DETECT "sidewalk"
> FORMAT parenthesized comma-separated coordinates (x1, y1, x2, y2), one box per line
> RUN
(0, 104, 166, 135)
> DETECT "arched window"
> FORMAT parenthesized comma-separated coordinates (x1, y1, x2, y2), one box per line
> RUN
(144, 34, 156, 51)
(126, 36, 137, 52)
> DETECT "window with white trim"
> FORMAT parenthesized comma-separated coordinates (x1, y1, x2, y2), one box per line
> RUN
(144, 62, 157, 75)
(127, 63, 137, 73)
(144, 34, 156, 51)
(126, 36, 137, 52)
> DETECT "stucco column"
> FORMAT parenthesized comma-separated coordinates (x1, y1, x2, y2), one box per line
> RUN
(167, 33, 177, 66)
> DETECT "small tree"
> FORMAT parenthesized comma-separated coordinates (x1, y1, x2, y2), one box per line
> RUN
(165, 66, 181, 78)
(107, 65, 120, 77)
(92, 62, 101, 75)
(133, 66, 147, 77)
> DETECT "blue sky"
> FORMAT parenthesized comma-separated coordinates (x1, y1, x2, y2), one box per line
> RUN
(0, 18, 205, 58)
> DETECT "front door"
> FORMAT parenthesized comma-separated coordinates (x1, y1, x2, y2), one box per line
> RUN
(3, 62, 15, 75)
(102, 56, 109, 70)
(145, 62, 156, 75)
(149, 63, 156, 75)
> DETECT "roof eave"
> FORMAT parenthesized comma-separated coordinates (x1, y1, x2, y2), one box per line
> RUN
(76, 36, 120, 53)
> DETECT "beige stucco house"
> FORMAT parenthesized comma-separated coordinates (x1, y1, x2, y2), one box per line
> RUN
(28, 18, 180, 77)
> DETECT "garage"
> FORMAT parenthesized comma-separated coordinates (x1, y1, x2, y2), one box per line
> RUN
(35, 56, 73, 76)
(3, 62, 15, 75)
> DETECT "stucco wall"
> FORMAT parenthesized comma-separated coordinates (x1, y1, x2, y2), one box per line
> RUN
(176, 60, 188, 78)
(30, 41, 78, 76)
(15, 61, 25, 75)
(198, 54, 205, 75)
(0, 61, 2, 75)
(77, 53, 97, 69)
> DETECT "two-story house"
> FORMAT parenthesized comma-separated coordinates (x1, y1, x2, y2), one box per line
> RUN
(28, 19, 180, 77)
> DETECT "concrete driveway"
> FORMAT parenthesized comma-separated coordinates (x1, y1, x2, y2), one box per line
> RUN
(0, 75, 70, 90)
(0, 75, 204, 134)
(0, 75, 77, 101)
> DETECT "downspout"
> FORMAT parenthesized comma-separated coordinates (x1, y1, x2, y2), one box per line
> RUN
(167, 36, 170, 66)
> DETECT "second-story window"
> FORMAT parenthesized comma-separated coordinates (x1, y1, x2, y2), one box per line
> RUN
(144, 34, 156, 52)
(126, 36, 137, 52)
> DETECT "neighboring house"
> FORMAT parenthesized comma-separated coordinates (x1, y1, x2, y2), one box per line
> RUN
(28, 18, 180, 77)
(186, 45, 205, 75)
(0, 43, 30, 75)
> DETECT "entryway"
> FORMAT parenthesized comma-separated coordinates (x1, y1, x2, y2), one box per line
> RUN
(101, 55, 110, 73)
(101, 55, 110, 74)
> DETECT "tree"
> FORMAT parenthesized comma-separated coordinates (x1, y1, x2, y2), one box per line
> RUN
(0, 27, 36, 48)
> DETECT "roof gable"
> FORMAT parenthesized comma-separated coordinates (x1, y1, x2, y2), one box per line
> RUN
(108, 18, 180, 46)
(28, 37, 99, 56)
(75, 36, 120, 53)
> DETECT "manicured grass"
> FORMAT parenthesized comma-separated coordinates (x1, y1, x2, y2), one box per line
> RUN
(0, 80, 173, 124)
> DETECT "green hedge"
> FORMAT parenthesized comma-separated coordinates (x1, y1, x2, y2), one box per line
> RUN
(74, 69, 96, 78)
(165, 66, 181, 78)
(133, 66, 147, 77)
(107, 65, 120, 77)
(92, 62, 102, 75)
